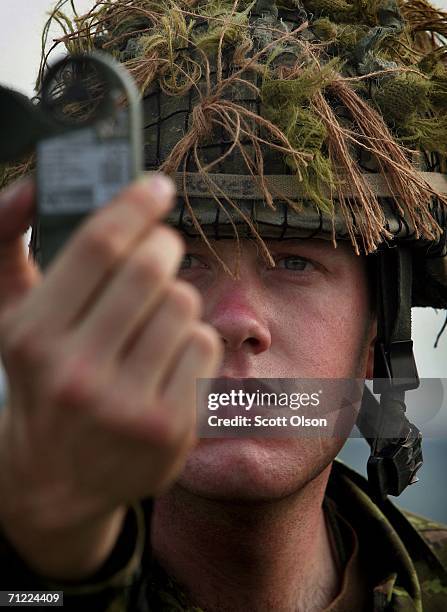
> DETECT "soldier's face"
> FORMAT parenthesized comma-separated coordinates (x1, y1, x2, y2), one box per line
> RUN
(175, 237, 376, 500)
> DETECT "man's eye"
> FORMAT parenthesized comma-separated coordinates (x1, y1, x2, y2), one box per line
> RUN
(276, 256, 314, 271)
(179, 254, 203, 270)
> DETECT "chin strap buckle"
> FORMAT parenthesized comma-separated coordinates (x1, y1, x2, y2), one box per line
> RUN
(366, 338, 421, 500)
(366, 338, 422, 500)
(367, 416, 423, 500)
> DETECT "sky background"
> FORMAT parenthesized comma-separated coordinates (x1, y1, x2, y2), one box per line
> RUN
(1, 0, 447, 520)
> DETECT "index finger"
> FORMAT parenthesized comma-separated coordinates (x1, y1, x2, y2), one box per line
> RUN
(21, 174, 176, 332)
(0, 176, 35, 242)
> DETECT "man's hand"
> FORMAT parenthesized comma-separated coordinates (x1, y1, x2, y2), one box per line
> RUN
(0, 176, 222, 579)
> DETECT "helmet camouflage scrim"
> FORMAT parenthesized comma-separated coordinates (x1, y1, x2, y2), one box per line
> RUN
(33, 0, 447, 299)
(18, 0, 447, 498)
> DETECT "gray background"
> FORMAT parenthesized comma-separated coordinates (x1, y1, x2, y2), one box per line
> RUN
(0, 0, 446, 521)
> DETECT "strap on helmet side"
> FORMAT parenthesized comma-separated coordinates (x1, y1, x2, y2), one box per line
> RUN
(357, 246, 423, 502)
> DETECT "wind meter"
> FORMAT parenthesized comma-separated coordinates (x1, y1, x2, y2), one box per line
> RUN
(0, 52, 143, 269)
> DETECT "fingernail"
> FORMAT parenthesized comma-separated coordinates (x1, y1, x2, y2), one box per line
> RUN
(0, 177, 32, 209)
(141, 173, 176, 200)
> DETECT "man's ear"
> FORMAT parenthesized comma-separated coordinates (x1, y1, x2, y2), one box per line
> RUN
(365, 317, 377, 380)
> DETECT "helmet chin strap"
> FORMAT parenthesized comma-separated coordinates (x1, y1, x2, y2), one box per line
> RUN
(357, 246, 423, 502)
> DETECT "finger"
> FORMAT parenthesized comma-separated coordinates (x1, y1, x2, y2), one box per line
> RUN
(159, 323, 223, 440)
(0, 177, 40, 312)
(72, 226, 184, 361)
(100, 324, 221, 445)
(0, 177, 35, 241)
(119, 280, 201, 396)
(19, 175, 175, 332)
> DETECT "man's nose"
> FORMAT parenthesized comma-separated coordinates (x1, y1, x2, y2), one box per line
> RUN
(208, 286, 271, 355)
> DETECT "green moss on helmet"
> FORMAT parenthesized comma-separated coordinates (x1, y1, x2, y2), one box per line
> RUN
(373, 72, 431, 125)
(311, 18, 338, 41)
(193, 8, 251, 55)
(405, 115, 447, 155)
(261, 59, 340, 211)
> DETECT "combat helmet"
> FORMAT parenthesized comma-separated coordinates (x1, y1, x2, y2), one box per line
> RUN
(14, 0, 447, 500)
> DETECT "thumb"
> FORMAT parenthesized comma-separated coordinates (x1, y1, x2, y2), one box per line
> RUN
(0, 177, 40, 312)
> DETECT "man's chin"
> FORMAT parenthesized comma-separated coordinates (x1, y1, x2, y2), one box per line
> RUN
(175, 437, 338, 502)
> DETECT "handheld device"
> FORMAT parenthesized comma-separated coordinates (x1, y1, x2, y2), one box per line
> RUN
(0, 52, 143, 268)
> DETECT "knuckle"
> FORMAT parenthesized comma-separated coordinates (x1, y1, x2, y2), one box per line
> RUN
(80, 223, 124, 265)
(1, 324, 46, 369)
(48, 358, 97, 410)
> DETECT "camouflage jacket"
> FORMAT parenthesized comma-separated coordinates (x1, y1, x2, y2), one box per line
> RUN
(1, 460, 447, 611)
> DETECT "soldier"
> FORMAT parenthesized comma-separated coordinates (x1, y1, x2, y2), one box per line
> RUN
(0, 0, 447, 609)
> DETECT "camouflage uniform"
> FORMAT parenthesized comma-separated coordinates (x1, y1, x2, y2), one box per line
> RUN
(1, 459, 446, 611)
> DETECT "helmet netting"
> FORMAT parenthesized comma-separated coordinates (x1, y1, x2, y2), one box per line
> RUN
(29, 0, 447, 262)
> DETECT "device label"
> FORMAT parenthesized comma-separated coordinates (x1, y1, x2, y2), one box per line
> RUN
(37, 127, 132, 214)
